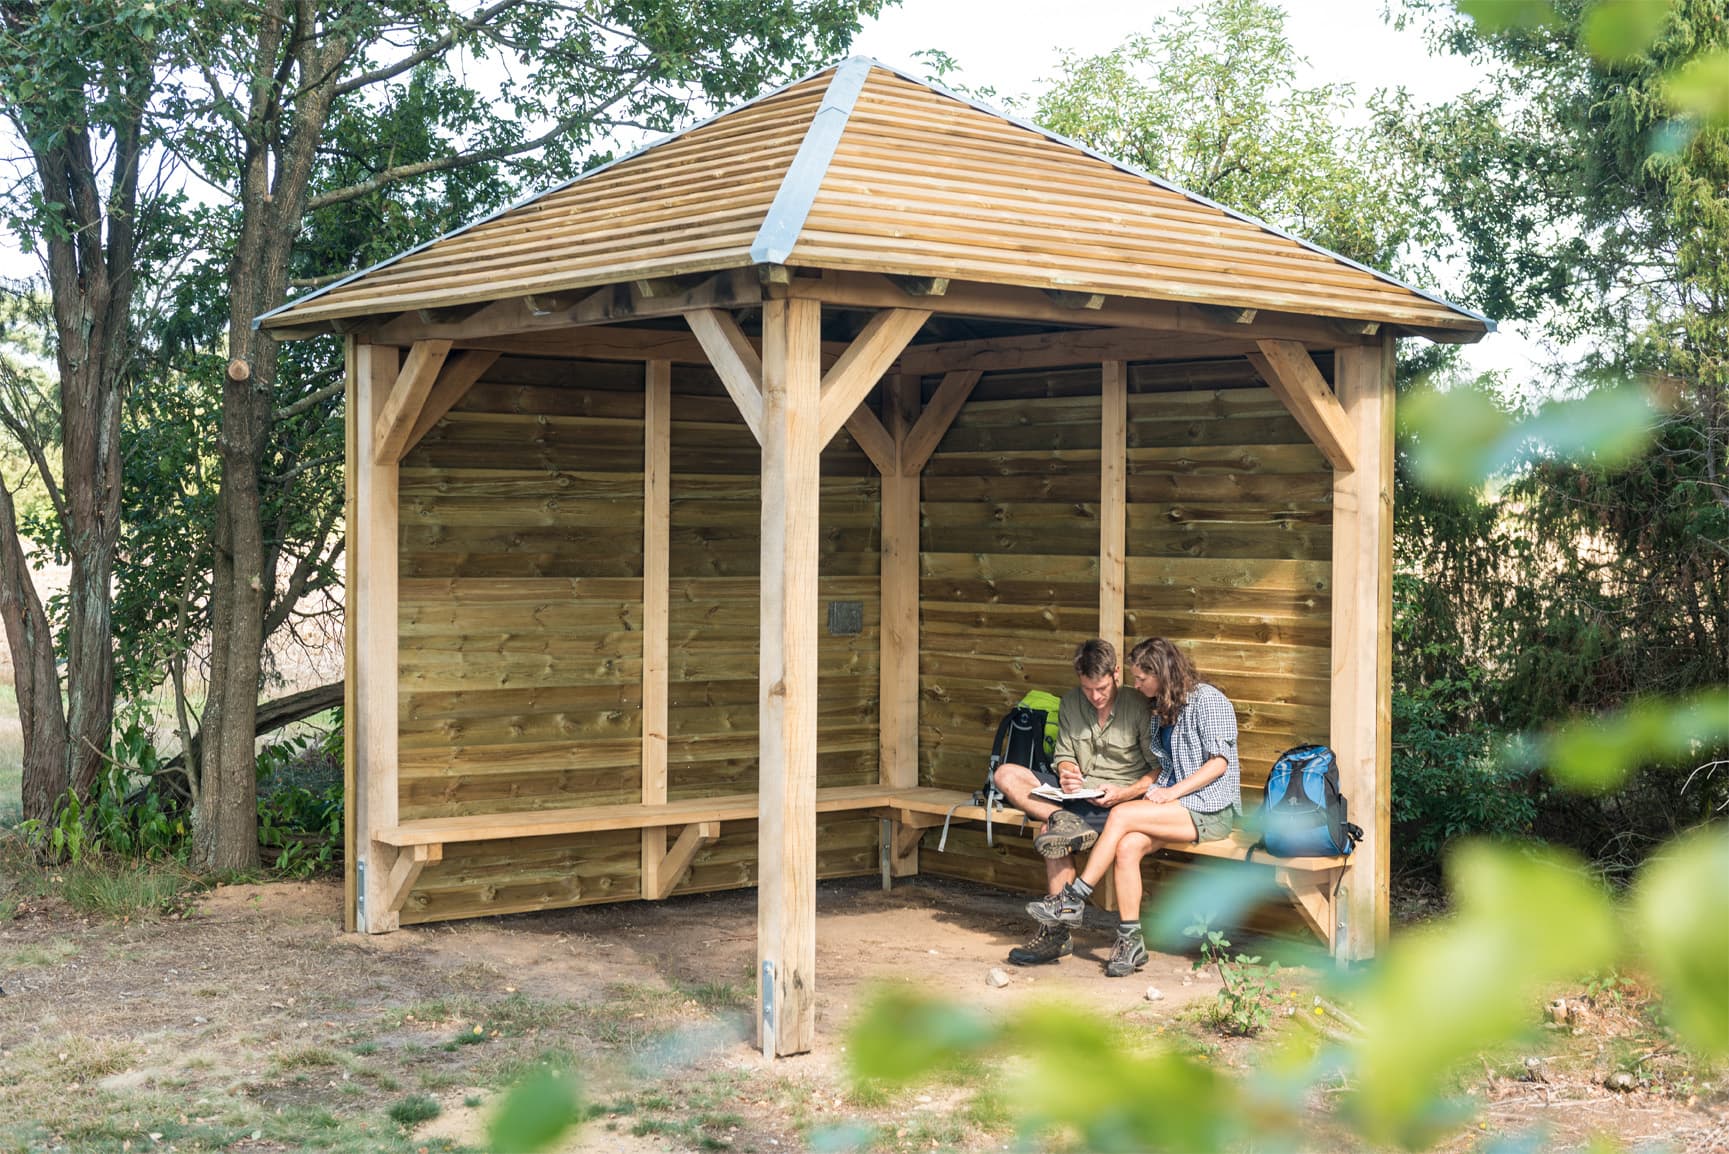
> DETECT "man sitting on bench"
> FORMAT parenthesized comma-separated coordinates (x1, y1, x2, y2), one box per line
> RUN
(994, 638, 1155, 967)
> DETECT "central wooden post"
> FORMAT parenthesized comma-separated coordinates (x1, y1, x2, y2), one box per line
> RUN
(880, 373, 921, 877)
(757, 297, 823, 1057)
(1100, 360, 1127, 658)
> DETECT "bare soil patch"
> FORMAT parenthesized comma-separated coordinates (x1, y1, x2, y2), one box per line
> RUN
(0, 868, 1721, 1153)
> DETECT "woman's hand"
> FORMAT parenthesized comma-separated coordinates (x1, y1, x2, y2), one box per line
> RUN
(1142, 785, 1180, 806)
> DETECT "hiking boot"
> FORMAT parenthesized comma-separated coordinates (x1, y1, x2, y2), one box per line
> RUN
(1025, 884, 1086, 927)
(1034, 809, 1098, 859)
(1104, 930, 1148, 977)
(1007, 923, 1072, 966)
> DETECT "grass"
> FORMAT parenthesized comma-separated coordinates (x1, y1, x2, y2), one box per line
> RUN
(2, 936, 79, 967)
(59, 860, 198, 918)
(386, 1095, 441, 1127)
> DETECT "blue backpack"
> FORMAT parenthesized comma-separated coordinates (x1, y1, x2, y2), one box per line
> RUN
(1259, 745, 1363, 858)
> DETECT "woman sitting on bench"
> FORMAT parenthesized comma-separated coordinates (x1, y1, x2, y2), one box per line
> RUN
(1025, 637, 1243, 977)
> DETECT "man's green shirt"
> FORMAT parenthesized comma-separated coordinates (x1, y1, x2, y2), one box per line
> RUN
(1051, 685, 1153, 787)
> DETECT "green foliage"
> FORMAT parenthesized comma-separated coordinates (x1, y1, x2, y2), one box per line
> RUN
(1344, 843, 1619, 1147)
(487, 1069, 583, 1154)
(1631, 825, 1729, 1056)
(1034, 0, 1429, 268)
(1185, 918, 1281, 1037)
(1401, 379, 1659, 494)
(19, 719, 187, 863)
(255, 727, 343, 878)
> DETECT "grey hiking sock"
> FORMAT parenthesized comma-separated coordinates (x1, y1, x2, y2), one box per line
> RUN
(1117, 920, 1141, 938)
(1070, 878, 1094, 901)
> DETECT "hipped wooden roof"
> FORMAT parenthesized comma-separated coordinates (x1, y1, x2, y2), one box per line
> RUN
(258, 58, 1491, 337)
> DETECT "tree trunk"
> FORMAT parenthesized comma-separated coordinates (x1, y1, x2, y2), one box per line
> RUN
(0, 481, 69, 824)
(194, 4, 349, 870)
(197, 359, 270, 870)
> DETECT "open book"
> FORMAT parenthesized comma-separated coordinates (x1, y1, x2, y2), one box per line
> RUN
(1029, 783, 1105, 802)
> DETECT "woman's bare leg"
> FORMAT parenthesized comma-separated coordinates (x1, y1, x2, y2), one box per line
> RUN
(1077, 800, 1196, 888)
(1113, 832, 1155, 921)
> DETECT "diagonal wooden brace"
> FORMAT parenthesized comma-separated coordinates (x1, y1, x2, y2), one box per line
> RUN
(644, 821, 721, 901)
(384, 842, 442, 915)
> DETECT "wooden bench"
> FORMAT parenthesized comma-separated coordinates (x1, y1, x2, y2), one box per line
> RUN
(372, 784, 905, 915)
(373, 784, 1348, 954)
(882, 787, 1351, 955)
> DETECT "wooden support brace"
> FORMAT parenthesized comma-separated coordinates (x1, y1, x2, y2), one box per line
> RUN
(845, 407, 898, 475)
(645, 822, 720, 900)
(384, 843, 441, 915)
(1247, 340, 1357, 474)
(817, 308, 930, 447)
(372, 339, 452, 463)
(396, 349, 500, 461)
(899, 370, 983, 475)
(686, 308, 764, 443)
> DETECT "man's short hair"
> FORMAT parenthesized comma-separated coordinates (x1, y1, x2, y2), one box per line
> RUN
(1072, 638, 1117, 679)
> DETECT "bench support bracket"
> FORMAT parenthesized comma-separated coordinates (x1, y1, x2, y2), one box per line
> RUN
(645, 822, 721, 900)
(383, 843, 442, 916)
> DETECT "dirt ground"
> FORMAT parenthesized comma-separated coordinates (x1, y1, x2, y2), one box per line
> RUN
(0, 872, 1723, 1153)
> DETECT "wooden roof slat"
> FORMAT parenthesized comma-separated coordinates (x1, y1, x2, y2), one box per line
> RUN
(258, 57, 1488, 337)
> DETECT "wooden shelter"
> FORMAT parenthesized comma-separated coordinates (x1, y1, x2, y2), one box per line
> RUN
(258, 57, 1491, 1058)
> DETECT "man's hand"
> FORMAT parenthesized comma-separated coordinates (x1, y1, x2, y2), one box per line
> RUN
(1057, 762, 1085, 793)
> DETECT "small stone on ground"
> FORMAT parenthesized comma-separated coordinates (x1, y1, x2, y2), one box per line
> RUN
(986, 967, 1010, 988)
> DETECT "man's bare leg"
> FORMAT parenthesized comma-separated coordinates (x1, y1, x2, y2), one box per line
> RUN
(993, 763, 1076, 895)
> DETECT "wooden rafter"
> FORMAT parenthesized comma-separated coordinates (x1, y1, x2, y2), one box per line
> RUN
(685, 308, 764, 443)
(898, 370, 982, 475)
(898, 326, 1252, 376)
(1247, 340, 1356, 474)
(372, 339, 452, 464)
(817, 307, 930, 447)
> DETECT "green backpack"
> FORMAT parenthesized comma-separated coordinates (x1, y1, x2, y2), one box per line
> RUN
(940, 689, 1064, 851)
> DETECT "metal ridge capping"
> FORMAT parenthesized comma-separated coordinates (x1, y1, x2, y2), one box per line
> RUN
(749, 56, 874, 266)
(251, 57, 850, 330)
(857, 56, 1494, 331)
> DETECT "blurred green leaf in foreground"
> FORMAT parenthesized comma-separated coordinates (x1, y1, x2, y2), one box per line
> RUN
(1401, 380, 1659, 494)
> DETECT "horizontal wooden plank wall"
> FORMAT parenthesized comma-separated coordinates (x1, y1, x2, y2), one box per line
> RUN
(920, 358, 1333, 904)
(394, 355, 882, 924)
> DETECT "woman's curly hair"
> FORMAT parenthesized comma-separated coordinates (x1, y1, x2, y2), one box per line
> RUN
(1127, 637, 1200, 725)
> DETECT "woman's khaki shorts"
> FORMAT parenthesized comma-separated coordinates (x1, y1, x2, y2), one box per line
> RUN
(1189, 807, 1236, 843)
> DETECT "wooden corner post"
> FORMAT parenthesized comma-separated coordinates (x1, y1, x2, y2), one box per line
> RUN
(880, 373, 921, 878)
(757, 298, 823, 1057)
(351, 341, 403, 933)
(1330, 337, 1395, 959)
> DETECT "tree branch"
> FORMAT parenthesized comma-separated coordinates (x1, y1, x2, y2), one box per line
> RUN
(333, 0, 528, 97)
